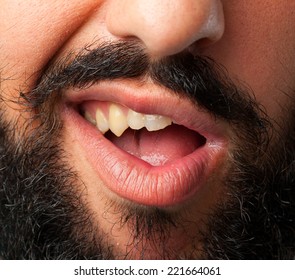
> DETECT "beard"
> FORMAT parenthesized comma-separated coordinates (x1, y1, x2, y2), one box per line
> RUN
(0, 42, 294, 259)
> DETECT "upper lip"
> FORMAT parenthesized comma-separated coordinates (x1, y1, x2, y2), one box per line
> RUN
(63, 79, 228, 142)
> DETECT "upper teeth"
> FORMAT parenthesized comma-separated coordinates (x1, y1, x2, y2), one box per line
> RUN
(84, 102, 172, 137)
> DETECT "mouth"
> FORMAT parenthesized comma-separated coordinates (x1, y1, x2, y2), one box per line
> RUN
(62, 80, 228, 207)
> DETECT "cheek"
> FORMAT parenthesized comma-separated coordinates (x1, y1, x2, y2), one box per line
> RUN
(0, 1, 99, 92)
(0, 1, 101, 129)
(206, 1, 295, 121)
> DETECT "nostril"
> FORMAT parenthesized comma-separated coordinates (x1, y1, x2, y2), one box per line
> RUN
(187, 37, 217, 54)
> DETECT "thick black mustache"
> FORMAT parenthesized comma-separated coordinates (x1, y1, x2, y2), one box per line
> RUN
(26, 41, 265, 129)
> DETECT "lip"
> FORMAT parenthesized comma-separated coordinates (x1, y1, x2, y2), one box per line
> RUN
(62, 80, 228, 207)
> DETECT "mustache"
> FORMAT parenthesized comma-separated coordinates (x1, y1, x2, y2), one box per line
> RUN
(26, 41, 266, 130)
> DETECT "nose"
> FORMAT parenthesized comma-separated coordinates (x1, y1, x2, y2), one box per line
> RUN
(106, 0, 225, 57)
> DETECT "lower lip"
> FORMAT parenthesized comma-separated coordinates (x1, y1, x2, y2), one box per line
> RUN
(63, 106, 226, 207)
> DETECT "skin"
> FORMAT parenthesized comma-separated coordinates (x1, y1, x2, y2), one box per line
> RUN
(0, 0, 294, 258)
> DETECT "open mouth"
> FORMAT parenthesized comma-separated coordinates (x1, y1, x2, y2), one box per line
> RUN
(62, 81, 227, 207)
(79, 101, 206, 166)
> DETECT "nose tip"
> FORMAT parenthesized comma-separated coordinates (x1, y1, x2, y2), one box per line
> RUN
(106, 0, 224, 57)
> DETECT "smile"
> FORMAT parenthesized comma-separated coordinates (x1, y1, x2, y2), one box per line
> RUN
(62, 80, 228, 207)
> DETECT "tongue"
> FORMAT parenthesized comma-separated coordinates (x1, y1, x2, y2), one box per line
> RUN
(107, 124, 204, 166)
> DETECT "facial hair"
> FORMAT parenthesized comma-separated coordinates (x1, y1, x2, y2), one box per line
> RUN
(0, 42, 294, 259)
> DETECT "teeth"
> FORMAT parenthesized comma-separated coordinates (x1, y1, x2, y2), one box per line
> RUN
(145, 114, 172, 131)
(109, 104, 129, 137)
(85, 112, 97, 126)
(127, 110, 145, 130)
(86, 103, 173, 136)
(95, 109, 109, 134)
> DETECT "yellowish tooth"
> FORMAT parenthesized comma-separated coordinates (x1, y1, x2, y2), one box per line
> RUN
(96, 109, 109, 134)
(145, 114, 172, 131)
(84, 111, 96, 126)
(109, 104, 129, 137)
(127, 109, 145, 130)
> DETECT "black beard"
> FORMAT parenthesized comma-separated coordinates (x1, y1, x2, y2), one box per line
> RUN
(203, 108, 295, 259)
(0, 112, 114, 259)
(0, 42, 294, 259)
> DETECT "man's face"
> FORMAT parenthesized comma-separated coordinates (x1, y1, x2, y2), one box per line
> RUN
(0, 0, 294, 259)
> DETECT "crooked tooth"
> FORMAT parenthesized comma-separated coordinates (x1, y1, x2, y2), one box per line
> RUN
(96, 109, 109, 134)
(90, 102, 173, 136)
(145, 114, 172, 131)
(109, 104, 129, 137)
(127, 110, 145, 130)
(84, 112, 96, 126)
